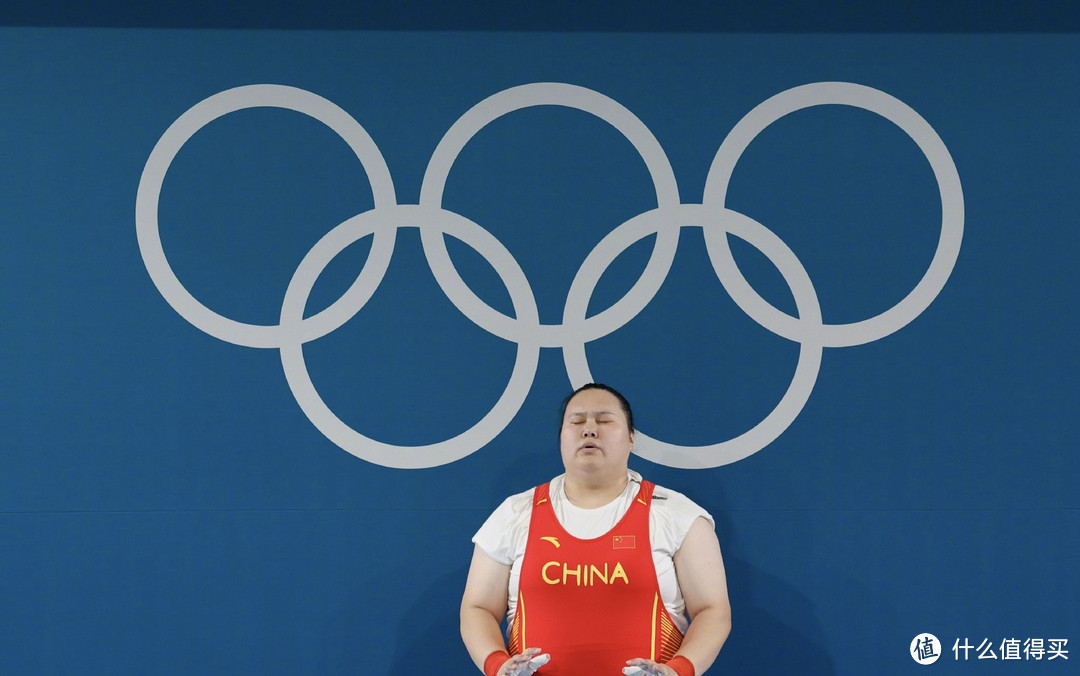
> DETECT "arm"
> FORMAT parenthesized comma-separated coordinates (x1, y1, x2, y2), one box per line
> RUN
(460, 544, 513, 671)
(671, 515, 732, 672)
(626, 516, 732, 675)
(461, 546, 551, 675)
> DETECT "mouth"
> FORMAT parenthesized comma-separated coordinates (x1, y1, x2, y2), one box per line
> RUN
(578, 443, 601, 453)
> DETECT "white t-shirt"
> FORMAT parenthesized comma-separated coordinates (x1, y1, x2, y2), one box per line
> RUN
(472, 471, 712, 634)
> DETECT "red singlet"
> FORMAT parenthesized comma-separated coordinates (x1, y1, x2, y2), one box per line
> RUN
(508, 481, 683, 675)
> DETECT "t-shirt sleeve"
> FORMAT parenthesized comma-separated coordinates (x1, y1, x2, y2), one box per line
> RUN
(650, 486, 714, 557)
(472, 489, 534, 567)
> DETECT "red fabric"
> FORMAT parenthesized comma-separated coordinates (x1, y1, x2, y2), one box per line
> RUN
(508, 480, 683, 675)
(665, 655, 695, 676)
(484, 650, 510, 676)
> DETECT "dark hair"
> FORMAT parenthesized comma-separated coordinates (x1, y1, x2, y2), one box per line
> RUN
(559, 383, 634, 433)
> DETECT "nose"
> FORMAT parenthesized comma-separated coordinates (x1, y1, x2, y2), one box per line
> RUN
(582, 421, 597, 437)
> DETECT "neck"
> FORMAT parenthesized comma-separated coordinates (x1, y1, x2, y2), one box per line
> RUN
(563, 470, 629, 509)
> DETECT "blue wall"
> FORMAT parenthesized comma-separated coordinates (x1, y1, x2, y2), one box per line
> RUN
(2, 6, 1078, 675)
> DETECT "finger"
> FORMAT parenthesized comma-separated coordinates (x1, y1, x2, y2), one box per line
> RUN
(504, 663, 528, 676)
(526, 653, 551, 672)
(503, 657, 532, 676)
(625, 661, 667, 676)
(506, 653, 546, 676)
(622, 668, 645, 676)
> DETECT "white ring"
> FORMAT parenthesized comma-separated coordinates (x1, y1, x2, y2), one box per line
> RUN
(563, 204, 824, 468)
(135, 84, 398, 348)
(278, 205, 540, 468)
(702, 81, 964, 347)
(418, 82, 682, 347)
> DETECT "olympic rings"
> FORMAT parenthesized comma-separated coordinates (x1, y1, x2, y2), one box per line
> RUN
(136, 81, 963, 468)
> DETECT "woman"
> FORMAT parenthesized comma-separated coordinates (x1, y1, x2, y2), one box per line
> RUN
(461, 383, 731, 676)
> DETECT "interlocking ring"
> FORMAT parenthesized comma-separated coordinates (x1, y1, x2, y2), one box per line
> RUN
(136, 81, 963, 468)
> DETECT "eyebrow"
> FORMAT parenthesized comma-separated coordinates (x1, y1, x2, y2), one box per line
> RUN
(566, 409, 618, 419)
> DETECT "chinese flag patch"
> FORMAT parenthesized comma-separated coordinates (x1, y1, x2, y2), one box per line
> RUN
(612, 535, 636, 549)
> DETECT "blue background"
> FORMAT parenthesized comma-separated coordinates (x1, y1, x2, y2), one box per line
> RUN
(2, 3, 1078, 674)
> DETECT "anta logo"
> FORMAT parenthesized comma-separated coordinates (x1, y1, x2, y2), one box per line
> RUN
(541, 561, 629, 586)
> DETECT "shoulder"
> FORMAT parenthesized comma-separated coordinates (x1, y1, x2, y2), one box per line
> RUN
(644, 477, 714, 554)
(484, 484, 538, 529)
(651, 483, 713, 525)
(471, 480, 552, 566)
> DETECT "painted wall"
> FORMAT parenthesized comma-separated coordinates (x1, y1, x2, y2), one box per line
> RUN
(2, 12, 1077, 675)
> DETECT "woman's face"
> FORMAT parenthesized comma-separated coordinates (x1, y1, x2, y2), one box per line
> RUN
(559, 388, 635, 477)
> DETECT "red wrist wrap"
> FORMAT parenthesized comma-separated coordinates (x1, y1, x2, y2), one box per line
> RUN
(484, 650, 511, 676)
(666, 655, 696, 676)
